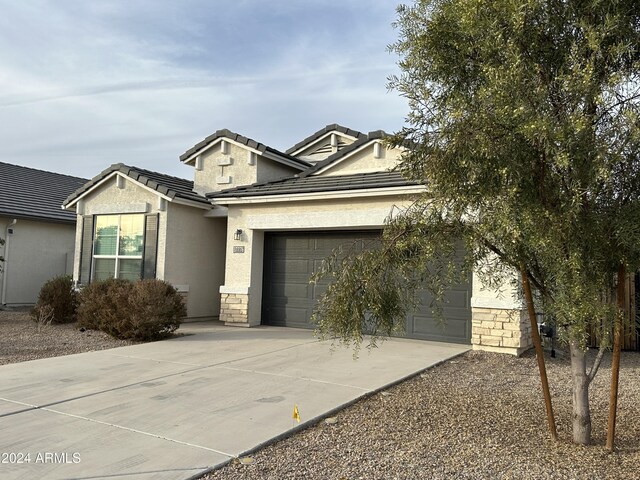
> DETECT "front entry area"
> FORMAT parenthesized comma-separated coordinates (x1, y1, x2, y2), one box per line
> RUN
(262, 231, 472, 344)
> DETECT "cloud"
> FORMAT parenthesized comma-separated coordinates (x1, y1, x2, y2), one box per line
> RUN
(0, 0, 407, 179)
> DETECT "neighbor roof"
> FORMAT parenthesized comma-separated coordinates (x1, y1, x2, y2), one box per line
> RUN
(209, 171, 422, 200)
(63, 163, 210, 208)
(0, 162, 87, 224)
(286, 124, 367, 155)
(179, 128, 311, 169)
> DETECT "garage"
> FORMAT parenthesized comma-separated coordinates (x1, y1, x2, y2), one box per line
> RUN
(262, 231, 471, 343)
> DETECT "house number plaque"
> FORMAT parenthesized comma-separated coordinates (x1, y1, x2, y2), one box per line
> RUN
(233, 246, 245, 253)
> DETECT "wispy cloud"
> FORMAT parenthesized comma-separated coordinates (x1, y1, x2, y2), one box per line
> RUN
(0, 0, 407, 179)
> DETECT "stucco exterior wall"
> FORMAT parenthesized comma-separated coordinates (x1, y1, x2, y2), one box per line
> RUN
(0, 216, 75, 305)
(219, 194, 531, 355)
(219, 195, 410, 326)
(319, 145, 404, 176)
(193, 141, 299, 196)
(70, 174, 168, 284)
(163, 202, 226, 320)
(256, 157, 300, 183)
(470, 265, 532, 355)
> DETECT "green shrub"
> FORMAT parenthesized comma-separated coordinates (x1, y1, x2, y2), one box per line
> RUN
(77, 278, 185, 341)
(31, 275, 76, 324)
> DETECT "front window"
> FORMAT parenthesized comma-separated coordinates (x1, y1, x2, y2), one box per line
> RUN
(92, 214, 145, 281)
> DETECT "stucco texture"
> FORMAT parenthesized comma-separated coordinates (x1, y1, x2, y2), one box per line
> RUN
(193, 141, 299, 196)
(0, 216, 75, 305)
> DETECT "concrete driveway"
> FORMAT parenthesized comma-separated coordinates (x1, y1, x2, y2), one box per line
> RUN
(0, 323, 468, 480)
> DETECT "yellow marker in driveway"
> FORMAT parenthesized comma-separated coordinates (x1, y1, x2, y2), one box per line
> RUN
(292, 405, 301, 423)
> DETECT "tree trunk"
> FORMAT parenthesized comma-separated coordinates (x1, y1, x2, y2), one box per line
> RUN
(520, 265, 557, 440)
(607, 263, 625, 451)
(569, 340, 591, 445)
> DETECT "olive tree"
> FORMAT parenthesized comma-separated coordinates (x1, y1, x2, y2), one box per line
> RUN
(312, 0, 640, 446)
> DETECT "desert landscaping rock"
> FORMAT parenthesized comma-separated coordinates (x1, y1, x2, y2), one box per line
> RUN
(0, 310, 136, 365)
(204, 349, 640, 480)
(2, 307, 638, 479)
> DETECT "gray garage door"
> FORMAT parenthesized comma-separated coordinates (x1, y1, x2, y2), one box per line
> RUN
(262, 231, 471, 344)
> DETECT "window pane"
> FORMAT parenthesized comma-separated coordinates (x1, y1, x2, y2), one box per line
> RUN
(94, 215, 118, 255)
(119, 259, 142, 281)
(119, 215, 145, 256)
(94, 258, 116, 281)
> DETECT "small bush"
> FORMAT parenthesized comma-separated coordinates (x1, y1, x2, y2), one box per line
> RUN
(31, 275, 76, 324)
(77, 278, 185, 341)
(76, 278, 133, 331)
(128, 280, 186, 340)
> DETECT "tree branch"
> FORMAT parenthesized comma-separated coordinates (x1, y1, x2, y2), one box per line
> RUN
(588, 347, 607, 384)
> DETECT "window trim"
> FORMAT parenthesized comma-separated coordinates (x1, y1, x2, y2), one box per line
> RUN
(91, 214, 144, 281)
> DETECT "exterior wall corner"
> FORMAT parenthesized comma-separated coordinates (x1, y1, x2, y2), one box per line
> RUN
(471, 307, 532, 356)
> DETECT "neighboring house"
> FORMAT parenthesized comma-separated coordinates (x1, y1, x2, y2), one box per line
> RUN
(0, 163, 87, 306)
(63, 124, 531, 355)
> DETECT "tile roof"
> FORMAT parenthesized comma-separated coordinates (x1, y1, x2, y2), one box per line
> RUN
(298, 130, 389, 178)
(63, 163, 210, 207)
(0, 162, 87, 223)
(208, 171, 422, 200)
(179, 128, 311, 169)
(285, 124, 367, 155)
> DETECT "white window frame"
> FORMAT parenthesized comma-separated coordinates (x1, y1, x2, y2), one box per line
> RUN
(92, 214, 144, 281)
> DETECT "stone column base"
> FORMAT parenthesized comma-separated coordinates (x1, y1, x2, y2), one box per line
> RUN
(220, 292, 249, 325)
(471, 307, 532, 356)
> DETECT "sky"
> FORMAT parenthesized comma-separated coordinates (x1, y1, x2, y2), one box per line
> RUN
(0, 0, 408, 180)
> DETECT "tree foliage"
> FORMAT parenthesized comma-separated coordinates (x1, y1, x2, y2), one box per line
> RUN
(312, 0, 640, 445)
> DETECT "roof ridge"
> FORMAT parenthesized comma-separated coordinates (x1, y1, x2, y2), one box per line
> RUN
(298, 130, 390, 178)
(285, 124, 367, 155)
(0, 161, 88, 182)
(126, 164, 192, 184)
(63, 162, 208, 208)
(179, 128, 310, 170)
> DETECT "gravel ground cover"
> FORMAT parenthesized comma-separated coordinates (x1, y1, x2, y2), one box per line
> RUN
(204, 348, 640, 480)
(3, 307, 638, 478)
(0, 309, 136, 365)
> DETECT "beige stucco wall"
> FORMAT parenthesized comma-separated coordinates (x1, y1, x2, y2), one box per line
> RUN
(219, 195, 411, 326)
(68, 173, 227, 319)
(318, 144, 404, 176)
(163, 202, 226, 319)
(0, 216, 75, 305)
(192, 141, 300, 196)
(470, 265, 532, 355)
(219, 194, 531, 355)
(256, 156, 300, 182)
(70, 174, 168, 284)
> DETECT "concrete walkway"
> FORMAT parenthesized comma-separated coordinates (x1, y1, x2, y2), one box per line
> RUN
(0, 323, 469, 480)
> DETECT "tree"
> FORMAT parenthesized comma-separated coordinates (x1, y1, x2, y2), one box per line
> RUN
(312, 0, 640, 446)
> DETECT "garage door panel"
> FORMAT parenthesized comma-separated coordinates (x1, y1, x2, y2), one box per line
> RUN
(263, 231, 471, 344)
(271, 259, 310, 275)
(270, 236, 313, 251)
(268, 283, 310, 301)
(267, 306, 310, 327)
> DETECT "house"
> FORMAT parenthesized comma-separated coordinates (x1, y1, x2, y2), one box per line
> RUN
(0, 162, 87, 306)
(63, 125, 532, 355)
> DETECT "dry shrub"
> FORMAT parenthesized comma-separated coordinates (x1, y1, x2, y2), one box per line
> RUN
(76, 278, 132, 331)
(77, 278, 185, 341)
(31, 275, 77, 324)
